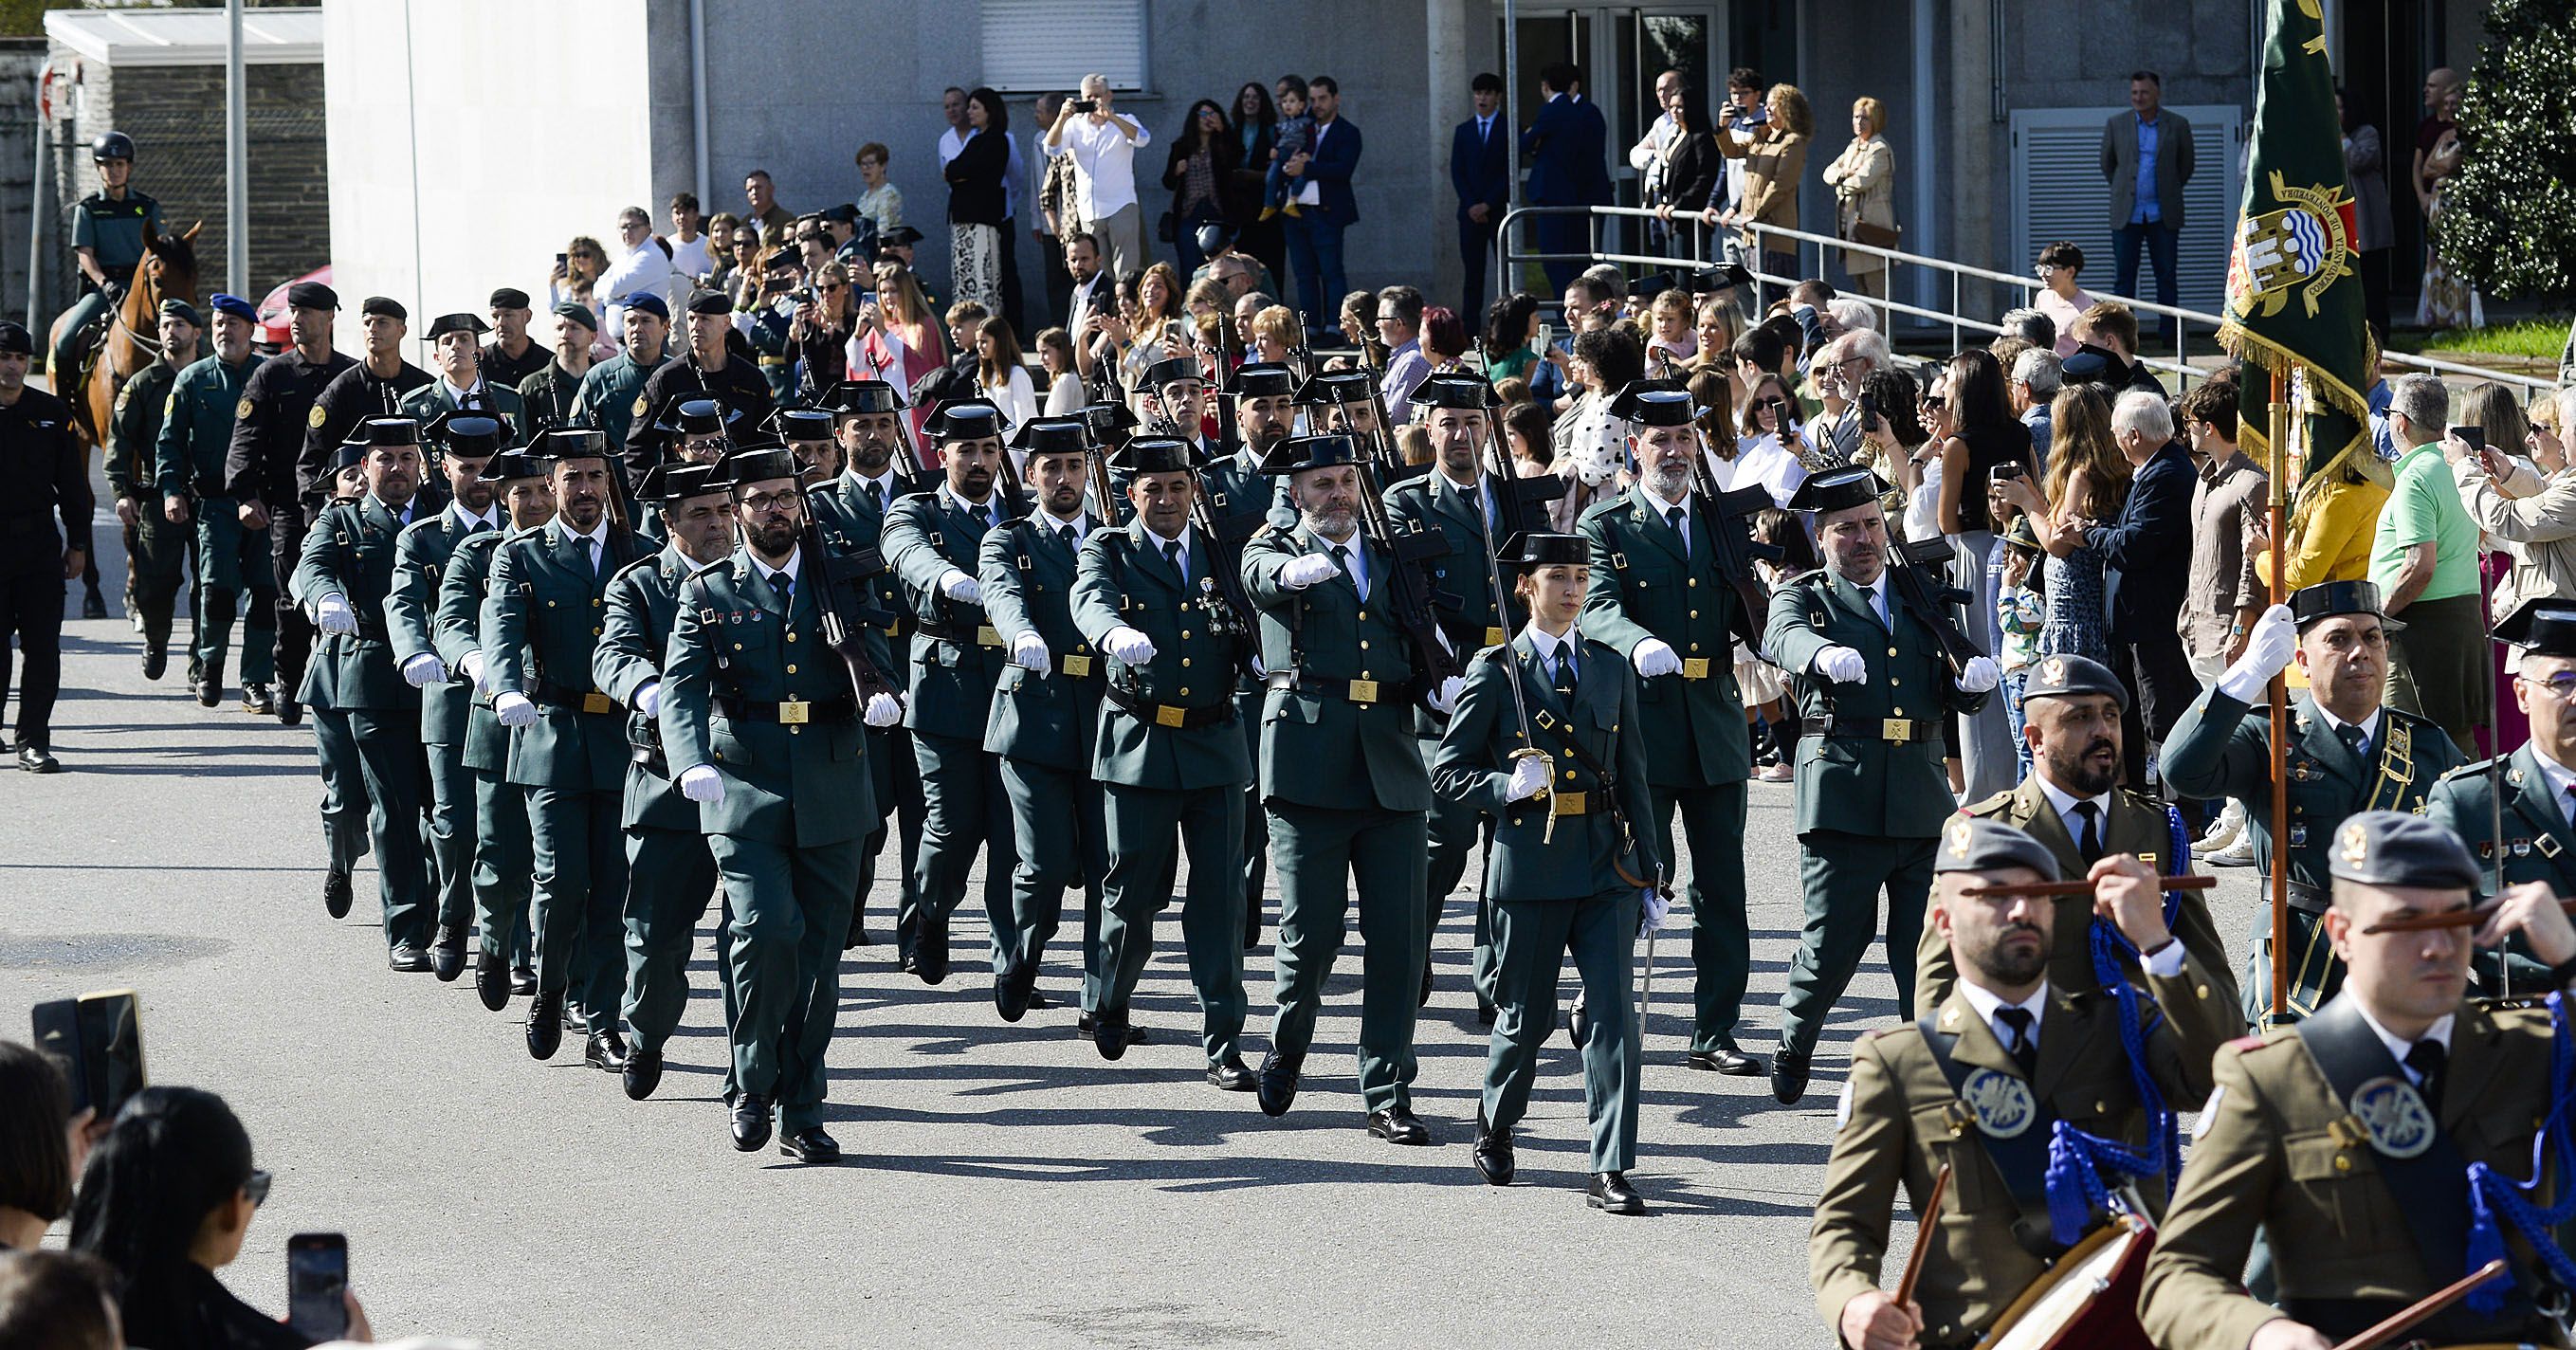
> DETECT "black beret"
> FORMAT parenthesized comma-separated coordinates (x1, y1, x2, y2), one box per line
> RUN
(285, 281, 338, 311)
(2019, 652, 2128, 710)
(1934, 815, 2063, 880)
(2328, 810, 2480, 891)
(550, 301, 597, 333)
(360, 296, 408, 321)
(684, 289, 732, 316)
(488, 287, 532, 311)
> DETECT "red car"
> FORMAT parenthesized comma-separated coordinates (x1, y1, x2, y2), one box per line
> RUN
(255, 265, 333, 350)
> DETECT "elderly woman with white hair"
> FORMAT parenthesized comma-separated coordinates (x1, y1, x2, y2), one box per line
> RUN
(2454, 384, 2576, 751)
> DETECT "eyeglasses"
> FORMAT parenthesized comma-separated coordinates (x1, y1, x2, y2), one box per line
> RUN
(2522, 673, 2576, 700)
(243, 1169, 272, 1208)
(1754, 397, 1789, 414)
(819, 283, 847, 293)
(2033, 265, 2059, 280)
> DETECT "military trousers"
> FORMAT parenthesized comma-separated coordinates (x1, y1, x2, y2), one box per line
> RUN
(308, 702, 369, 872)
(904, 730, 1018, 970)
(525, 784, 629, 1036)
(1266, 801, 1430, 1113)
(1649, 778, 1751, 1053)
(1418, 736, 1497, 1008)
(713, 832, 860, 1133)
(422, 740, 474, 940)
(267, 498, 316, 702)
(124, 506, 191, 650)
(468, 765, 534, 965)
(1236, 682, 1269, 946)
(1092, 780, 1248, 1065)
(316, 708, 431, 949)
(192, 504, 275, 685)
(622, 822, 725, 1055)
(1484, 888, 1642, 1172)
(0, 559, 64, 751)
(995, 756, 1108, 982)
(857, 721, 924, 939)
(1776, 829, 1935, 1059)
(2242, 906, 2342, 1031)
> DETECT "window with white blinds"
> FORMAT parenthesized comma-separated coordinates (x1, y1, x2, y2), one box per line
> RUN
(981, 0, 1148, 94)
(2009, 104, 2245, 318)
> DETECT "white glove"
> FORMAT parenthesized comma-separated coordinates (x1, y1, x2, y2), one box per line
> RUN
(633, 681, 662, 718)
(1957, 655, 2001, 694)
(1505, 756, 1550, 801)
(315, 593, 357, 636)
(1632, 637, 1684, 679)
(1010, 630, 1050, 672)
(1427, 674, 1465, 715)
(461, 648, 491, 693)
(940, 569, 981, 603)
(864, 691, 904, 727)
(1638, 886, 1672, 939)
(1103, 626, 1158, 664)
(2218, 602, 2299, 703)
(400, 653, 447, 687)
(1278, 554, 1340, 590)
(1813, 645, 1868, 684)
(677, 764, 725, 803)
(493, 692, 538, 727)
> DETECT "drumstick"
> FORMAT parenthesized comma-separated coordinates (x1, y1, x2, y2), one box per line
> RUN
(2363, 897, 2576, 935)
(1960, 875, 2220, 900)
(1892, 1162, 1951, 1309)
(2326, 1257, 2507, 1350)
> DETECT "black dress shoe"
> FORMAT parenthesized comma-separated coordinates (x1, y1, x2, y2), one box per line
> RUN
(1472, 1114, 1515, 1186)
(584, 1029, 630, 1072)
(731, 1094, 773, 1152)
(1256, 1051, 1303, 1118)
(1074, 1012, 1146, 1047)
(623, 1046, 664, 1100)
(525, 993, 564, 1061)
(1025, 987, 1052, 1011)
(844, 912, 871, 950)
(82, 587, 105, 620)
(994, 965, 1035, 1023)
(1771, 1048, 1811, 1105)
(277, 698, 302, 727)
(1091, 1010, 1133, 1062)
(1568, 997, 1592, 1049)
(241, 683, 274, 716)
(510, 961, 537, 996)
(1207, 1055, 1256, 1091)
(474, 948, 511, 1010)
(1688, 1043, 1763, 1076)
(16, 746, 61, 774)
(386, 941, 430, 973)
(562, 1000, 584, 1031)
(1367, 1106, 1431, 1146)
(322, 867, 353, 919)
(778, 1125, 841, 1164)
(1476, 999, 1498, 1029)
(430, 928, 466, 982)
(914, 915, 951, 985)
(141, 643, 167, 681)
(1418, 961, 1434, 1008)
(195, 677, 223, 708)
(1588, 1170, 1646, 1214)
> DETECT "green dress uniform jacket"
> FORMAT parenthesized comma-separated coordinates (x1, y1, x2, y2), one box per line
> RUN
(292, 496, 423, 713)
(2138, 997, 2574, 1350)
(2428, 744, 2576, 897)
(1198, 444, 1288, 940)
(1072, 521, 1255, 792)
(433, 525, 533, 963)
(484, 520, 650, 791)
(1763, 567, 1985, 836)
(1575, 484, 1750, 785)
(1432, 635, 1658, 900)
(882, 486, 1021, 741)
(1384, 470, 1521, 683)
(1815, 977, 2232, 1349)
(389, 505, 496, 746)
(394, 379, 529, 443)
(103, 362, 175, 502)
(570, 348, 664, 465)
(978, 511, 1107, 769)
(1241, 525, 1433, 812)
(594, 544, 704, 833)
(1915, 777, 2238, 1019)
(434, 529, 512, 775)
(155, 353, 255, 500)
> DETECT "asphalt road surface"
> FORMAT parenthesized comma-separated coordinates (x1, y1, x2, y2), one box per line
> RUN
(3, 488, 2275, 1348)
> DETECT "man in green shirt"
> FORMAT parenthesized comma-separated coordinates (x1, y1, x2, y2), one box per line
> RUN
(2366, 373, 2486, 753)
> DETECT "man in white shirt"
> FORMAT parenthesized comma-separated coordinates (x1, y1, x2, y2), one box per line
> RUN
(598, 206, 681, 338)
(666, 192, 712, 283)
(1046, 74, 1153, 278)
(1628, 69, 1686, 250)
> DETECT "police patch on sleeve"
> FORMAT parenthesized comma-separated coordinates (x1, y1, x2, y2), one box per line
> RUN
(632, 394, 649, 416)
(308, 404, 329, 429)
(1960, 1067, 2037, 1139)
(236, 396, 255, 420)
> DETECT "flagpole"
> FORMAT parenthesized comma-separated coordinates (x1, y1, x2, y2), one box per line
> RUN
(2266, 366, 2293, 1025)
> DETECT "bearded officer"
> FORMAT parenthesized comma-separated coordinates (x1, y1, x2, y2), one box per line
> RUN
(2138, 812, 2576, 1350)
(1816, 818, 2230, 1350)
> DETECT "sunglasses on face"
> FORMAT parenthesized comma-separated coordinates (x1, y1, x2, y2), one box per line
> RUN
(1756, 397, 1788, 414)
(243, 1169, 272, 1207)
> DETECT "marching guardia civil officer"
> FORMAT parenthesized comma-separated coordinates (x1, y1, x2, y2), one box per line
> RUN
(440, 452, 553, 1009)
(1915, 653, 2235, 1018)
(808, 378, 929, 949)
(2138, 812, 2576, 1350)
(593, 462, 740, 1102)
(1434, 532, 1660, 1214)
(881, 400, 1027, 984)
(1197, 362, 1300, 947)
(1763, 466, 1998, 1104)
(661, 447, 897, 1163)
(2429, 598, 2576, 906)
(1072, 436, 1255, 1081)
(1815, 818, 2230, 1350)
(397, 313, 530, 439)
(222, 279, 349, 724)
(387, 413, 505, 983)
(293, 417, 436, 966)
(979, 417, 1111, 1023)
(2165, 581, 2465, 1024)
(1576, 382, 1759, 1074)
(1242, 432, 1458, 1141)
(102, 299, 200, 689)
(153, 292, 271, 712)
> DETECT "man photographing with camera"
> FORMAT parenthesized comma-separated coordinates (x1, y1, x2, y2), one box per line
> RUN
(1047, 75, 1151, 278)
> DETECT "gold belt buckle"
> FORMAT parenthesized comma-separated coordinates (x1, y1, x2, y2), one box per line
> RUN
(1154, 703, 1186, 728)
(1680, 657, 1711, 680)
(1061, 653, 1093, 678)
(1552, 791, 1587, 816)
(580, 691, 615, 715)
(779, 699, 811, 725)
(1347, 679, 1379, 703)
(977, 625, 1003, 647)
(1882, 718, 1912, 742)
(1484, 626, 1507, 647)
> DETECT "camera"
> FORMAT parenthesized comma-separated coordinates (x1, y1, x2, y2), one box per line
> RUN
(791, 285, 818, 305)
(1069, 99, 1099, 114)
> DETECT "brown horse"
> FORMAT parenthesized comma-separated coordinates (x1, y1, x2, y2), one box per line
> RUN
(52, 221, 201, 452)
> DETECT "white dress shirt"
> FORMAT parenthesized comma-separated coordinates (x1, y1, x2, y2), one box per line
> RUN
(2354, 1002, 2455, 1089)
(449, 502, 500, 535)
(1522, 622, 1581, 680)
(1957, 976, 2053, 1059)
(942, 485, 1002, 531)
(1051, 116, 1151, 220)
(2031, 772, 2116, 854)
(1316, 530, 1370, 596)
(2531, 739, 2576, 825)
(1639, 483, 1695, 557)
(2312, 702, 2388, 757)
(558, 516, 609, 569)
(843, 467, 904, 512)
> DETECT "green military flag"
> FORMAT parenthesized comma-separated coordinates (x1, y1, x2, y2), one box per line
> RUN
(2220, 0, 2377, 490)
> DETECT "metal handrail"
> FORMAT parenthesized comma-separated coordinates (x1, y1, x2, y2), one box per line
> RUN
(1497, 203, 2560, 398)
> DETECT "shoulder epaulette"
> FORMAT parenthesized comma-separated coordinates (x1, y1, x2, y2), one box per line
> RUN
(2440, 756, 2507, 783)
(1959, 790, 2013, 819)
(609, 553, 659, 584)
(1573, 495, 1624, 527)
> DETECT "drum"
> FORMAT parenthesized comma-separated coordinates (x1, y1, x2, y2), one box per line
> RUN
(1980, 1213, 2156, 1350)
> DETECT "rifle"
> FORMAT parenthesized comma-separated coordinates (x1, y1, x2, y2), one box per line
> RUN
(1885, 535, 1985, 675)
(1472, 344, 1569, 541)
(1684, 448, 1781, 652)
(797, 473, 904, 706)
(1213, 314, 1244, 447)
(1320, 381, 1464, 691)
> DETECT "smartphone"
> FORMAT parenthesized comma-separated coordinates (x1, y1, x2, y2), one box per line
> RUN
(286, 1233, 349, 1341)
(851, 290, 877, 311)
(1989, 464, 2027, 483)
(1069, 98, 1098, 114)
(2449, 424, 2486, 454)
(30, 990, 145, 1119)
(1534, 320, 1556, 356)
(554, 251, 568, 269)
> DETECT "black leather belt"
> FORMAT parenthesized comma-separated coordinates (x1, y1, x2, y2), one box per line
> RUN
(532, 678, 619, 716)
(716, 693, 856, 724)
(1103, 684, 1235, 728)
(914, 618, 1005, 648)
(1823, 714, 1941, 743)
(1265, 671, 1407, 704)
(2286, 878, 2329, 916)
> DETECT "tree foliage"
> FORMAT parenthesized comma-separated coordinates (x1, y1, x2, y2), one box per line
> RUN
(2440, 0, 2576, 302)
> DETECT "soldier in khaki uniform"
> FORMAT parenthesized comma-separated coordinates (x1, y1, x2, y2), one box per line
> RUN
(1813, 818, 2231, 1350)
(1915, 653, 2235, 1016)
(2139, 812, 2576, 1350)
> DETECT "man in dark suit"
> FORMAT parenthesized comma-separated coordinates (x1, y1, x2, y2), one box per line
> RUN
(2083, 390, 2197, 802)
(2098, 71, 2194, 342)
(1279, 75, 1362, 346)
(1522, 63, 1613, 295)
(1450, 73, 1511, 326)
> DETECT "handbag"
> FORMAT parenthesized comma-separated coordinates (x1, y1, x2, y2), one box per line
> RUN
(1850, 219, 1902, 249)
(1156, 209, 1178, 245)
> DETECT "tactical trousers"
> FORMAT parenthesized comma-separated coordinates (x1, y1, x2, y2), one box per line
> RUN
(622, 822, 724, 1053)
(125, 508, 190, 649)
(1485, 889, 1643, 1172)
(192, 506, 275, 684)
(0, 562, 65, 750)
(268, 499, 315, 700)
(469, 766, 533, 963)
(1417, 737, 1497, 1007)
(1648, 778, 1750, 1052)
(525, 785, 629, 1035)
(995, 756, 1108, 981)
(1776, 830, 1936, 1058)
(904, 730, 1018, 969)
(1266, 801, 1430, 1113)
(714, 832, 860, 1133)
(313, 708, 432, 950)
(422, 741, 474, 938)
(1093, 781, 1247, 1065)
(858, 722, 924, 931)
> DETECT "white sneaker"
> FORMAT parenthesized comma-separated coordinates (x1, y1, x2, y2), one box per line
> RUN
(2197, 817, 2242, 854)
(2202, 833, 2257, 867)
